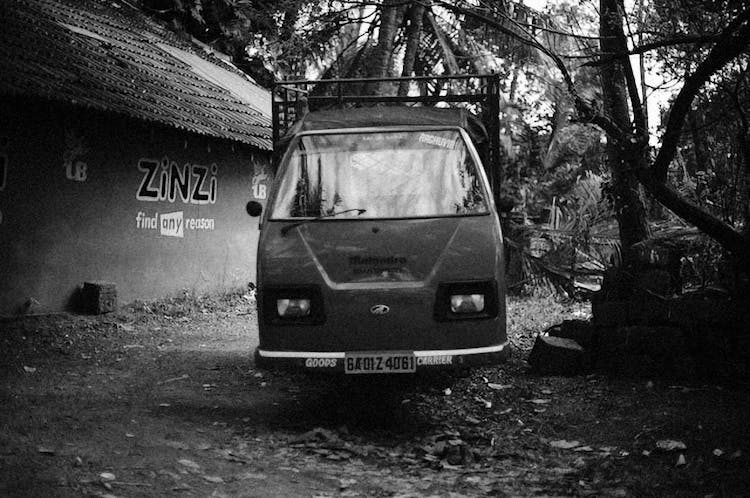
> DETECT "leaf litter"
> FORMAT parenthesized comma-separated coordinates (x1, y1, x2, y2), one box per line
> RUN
(3, 295, 750, 497)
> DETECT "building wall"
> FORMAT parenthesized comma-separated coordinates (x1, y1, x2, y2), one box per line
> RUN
(0, 97, 271, 314)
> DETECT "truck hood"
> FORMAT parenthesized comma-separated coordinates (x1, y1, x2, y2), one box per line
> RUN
(259, 216, 497, 288)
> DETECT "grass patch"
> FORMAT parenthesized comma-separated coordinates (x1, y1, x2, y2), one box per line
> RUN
(507, 296, 590, 351)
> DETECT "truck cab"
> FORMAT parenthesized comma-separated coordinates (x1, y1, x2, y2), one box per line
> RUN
(249, 76, 508, 374)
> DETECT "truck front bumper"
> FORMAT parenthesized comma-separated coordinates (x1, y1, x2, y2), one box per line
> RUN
(254, 342, 510, 373)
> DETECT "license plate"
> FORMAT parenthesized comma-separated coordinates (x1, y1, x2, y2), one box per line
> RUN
(344, 352, 416, 374)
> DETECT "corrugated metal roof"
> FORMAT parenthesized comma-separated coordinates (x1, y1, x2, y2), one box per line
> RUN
(0, 0, 272, 150)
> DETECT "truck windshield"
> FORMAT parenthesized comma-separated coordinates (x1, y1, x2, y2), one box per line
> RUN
(271, 130, 489, 219)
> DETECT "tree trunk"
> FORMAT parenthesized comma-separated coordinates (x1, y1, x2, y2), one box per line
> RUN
(398, 3, 424, 96)
(687, 110, 707, 175)
(599, 0, 650, 263)
(730, 86, 750, 236)
(424, 10, 459, 74)
(366, 0, 401, 95)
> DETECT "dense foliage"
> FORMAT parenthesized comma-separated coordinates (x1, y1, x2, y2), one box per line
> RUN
(136, 0, 750, 293)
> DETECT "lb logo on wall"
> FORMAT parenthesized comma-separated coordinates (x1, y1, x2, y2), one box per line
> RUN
(136, 157, 217, 204)
(252, 169, 269, 200)
(63, 130, 89, 182)
(135, 211, 215, 238)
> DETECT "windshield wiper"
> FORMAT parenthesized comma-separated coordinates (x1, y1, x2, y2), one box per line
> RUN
(280, 208, 367, 236)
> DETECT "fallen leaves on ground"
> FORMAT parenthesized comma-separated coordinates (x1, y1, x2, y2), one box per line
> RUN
(3, 295, 750, 497)
(655, 440, 687, 452)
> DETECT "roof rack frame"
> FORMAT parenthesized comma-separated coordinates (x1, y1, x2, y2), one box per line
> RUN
(271, 74, 502, 192)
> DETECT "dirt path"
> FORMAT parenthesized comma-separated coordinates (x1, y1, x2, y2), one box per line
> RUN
(1, 295, 749, 497)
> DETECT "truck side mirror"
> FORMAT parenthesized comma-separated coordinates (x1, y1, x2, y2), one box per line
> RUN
(246, 201, 263, 217)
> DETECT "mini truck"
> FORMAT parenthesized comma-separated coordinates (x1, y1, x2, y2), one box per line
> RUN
(247, 75, 509, 374)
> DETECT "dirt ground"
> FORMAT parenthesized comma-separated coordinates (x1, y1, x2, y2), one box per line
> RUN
(1, 293, 749, 497)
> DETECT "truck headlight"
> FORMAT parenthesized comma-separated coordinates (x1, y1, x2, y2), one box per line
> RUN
(450, 294, 485, 313)
(277, 298, 311, 317)
(261, 285, 325, 325)
(434, 280, 498, 321)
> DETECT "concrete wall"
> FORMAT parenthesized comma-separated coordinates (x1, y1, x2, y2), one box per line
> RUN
(0, 97, 271, 314)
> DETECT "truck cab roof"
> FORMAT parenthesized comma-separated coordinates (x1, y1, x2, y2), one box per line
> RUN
(277, 106, 488, 160)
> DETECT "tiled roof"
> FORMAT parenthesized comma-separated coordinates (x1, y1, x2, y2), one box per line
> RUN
(0, 0, 272, 150)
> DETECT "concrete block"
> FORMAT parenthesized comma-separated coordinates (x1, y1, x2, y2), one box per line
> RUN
(594, 325, 694, 378)
(629, 297, 671, 325)
(550, 319, 595, 348)
(634, 269, 673, 298)
(623, 326, 687, 357)
(22, 297, 43, 315)
(669, 297, 744, 331)
(528, 335, 586, 376)
(592, 299, 630, 327)
(599, 268, 635, 300)
(81, 281, 117, 314)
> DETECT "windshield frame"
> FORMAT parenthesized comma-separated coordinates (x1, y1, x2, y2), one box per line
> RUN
(267, 125, 493, 222)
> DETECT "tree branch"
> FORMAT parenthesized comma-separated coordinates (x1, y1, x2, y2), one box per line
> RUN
(652, 10, 750, 183)
(434, 0, 750, 257)
(433, 1, 607, 127)
(612, 0, 648, 136)
(639, 178, 750, 255)
(582, 34, 720, 66)
(424, 7, 459, 74)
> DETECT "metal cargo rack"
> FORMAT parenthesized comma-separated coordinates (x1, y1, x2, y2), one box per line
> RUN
(271, 74, 502, 193)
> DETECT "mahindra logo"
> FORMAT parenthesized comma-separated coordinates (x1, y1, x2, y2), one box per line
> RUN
(370, 304, 390, 315)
